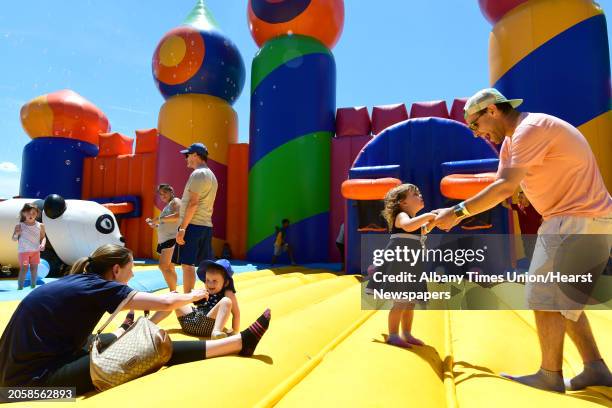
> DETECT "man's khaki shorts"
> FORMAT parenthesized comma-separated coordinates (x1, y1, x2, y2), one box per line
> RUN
(527, 212, 611, 321)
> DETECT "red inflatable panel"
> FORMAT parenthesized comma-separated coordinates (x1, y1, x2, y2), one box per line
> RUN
(478, 0, 529, 24)
(450, 98, 468, 124)
(335, 106, 371, 137)
(409, 100, 449, 119)
(371, 104, 409, 135)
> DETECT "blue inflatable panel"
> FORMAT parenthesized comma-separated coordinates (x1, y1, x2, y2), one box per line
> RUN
(441, 158, 499, 176)
(247, 212, 329, 264)
(494, 14, 610, 127)
(20, 137, 98, 199)
(346, 118, 508, 275)
(353, 118, 498, 209)
(249, 52, 336, 167)
(349, 165, 401, 179)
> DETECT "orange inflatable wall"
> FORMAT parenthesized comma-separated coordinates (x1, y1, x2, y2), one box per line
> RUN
(226, 143, 249, 259)
(82, 129, 158, 258)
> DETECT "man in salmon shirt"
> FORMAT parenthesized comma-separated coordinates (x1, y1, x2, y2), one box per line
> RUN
(429, 88, 612, 393)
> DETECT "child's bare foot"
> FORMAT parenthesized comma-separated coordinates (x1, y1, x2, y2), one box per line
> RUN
(211, 329, 228, 340)
(402, 332, 425, 346)
(386, 334, 412, 348)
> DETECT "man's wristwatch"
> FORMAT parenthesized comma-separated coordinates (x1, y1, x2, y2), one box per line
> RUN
(178, 227, 186, 232)
(452, 202, 471, 219)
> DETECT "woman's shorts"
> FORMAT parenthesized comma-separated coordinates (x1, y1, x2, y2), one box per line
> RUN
(157, 239, 176, 254)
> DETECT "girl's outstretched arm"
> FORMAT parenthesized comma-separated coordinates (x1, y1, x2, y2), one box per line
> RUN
(125, 289, 208, 311)
(395, 212, 437, 233)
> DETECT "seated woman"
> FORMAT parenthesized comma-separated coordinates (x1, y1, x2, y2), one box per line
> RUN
(0, 244, 271, 395)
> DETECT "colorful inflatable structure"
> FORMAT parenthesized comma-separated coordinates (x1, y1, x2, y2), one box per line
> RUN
(246, 0, 344, 263)
(2, 1, 611, 407)
(10, 0, 610, 272)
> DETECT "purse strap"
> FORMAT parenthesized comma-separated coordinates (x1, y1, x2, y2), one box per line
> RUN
(95, 290, 138, 335)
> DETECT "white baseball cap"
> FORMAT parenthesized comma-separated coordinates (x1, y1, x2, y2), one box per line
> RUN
(464, 88, 523, 119)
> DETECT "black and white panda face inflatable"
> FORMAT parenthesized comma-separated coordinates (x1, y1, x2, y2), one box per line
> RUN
(42, 194, 124, 265)
(0, 196, 123, 267)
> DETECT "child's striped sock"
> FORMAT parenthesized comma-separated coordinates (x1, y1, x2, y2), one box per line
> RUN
(240, 309, 271, 357)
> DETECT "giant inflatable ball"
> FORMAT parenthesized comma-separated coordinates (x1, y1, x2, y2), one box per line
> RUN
(0, 195, 124, 268)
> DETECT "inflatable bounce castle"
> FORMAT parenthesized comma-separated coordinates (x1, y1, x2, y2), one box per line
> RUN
(7, 0, 609, 275)
(0, 1, 610, 407)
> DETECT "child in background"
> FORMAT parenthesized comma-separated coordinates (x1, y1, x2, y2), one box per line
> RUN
(271, 218, 296, 266)
(376, 184, 437, 348)
(12, 203, 46, 290)
(336, 223, 345, 272)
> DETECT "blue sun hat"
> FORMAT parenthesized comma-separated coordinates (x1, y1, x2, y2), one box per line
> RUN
(197, 259, 236, 292)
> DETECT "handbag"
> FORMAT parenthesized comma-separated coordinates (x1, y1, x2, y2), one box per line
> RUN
(89, 291, 173, 391)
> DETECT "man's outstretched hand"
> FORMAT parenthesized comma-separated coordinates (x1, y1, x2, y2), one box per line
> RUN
(426, 207, 459, 231)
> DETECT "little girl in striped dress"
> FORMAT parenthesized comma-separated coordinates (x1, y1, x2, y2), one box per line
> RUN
(12, 203, 46, 290)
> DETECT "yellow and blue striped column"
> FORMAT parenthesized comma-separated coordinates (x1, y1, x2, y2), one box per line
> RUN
(481, 0, 611, 189)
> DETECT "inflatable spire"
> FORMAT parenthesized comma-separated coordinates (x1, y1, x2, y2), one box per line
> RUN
(152, 0, 245, 256)
(19, 90, 107, 199)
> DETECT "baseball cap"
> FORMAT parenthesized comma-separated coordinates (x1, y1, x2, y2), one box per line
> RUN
(464, 88, 523, 119)
(197, 259, 236, 292)
(180, 142, 208, 157)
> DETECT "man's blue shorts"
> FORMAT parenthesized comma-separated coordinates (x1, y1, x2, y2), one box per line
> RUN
(172, 225, 213, 266)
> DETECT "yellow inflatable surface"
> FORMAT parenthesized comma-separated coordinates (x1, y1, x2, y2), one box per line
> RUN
(1, 267, 610, 407)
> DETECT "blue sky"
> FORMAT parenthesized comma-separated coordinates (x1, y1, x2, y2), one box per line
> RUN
(0, 0, 610, 198)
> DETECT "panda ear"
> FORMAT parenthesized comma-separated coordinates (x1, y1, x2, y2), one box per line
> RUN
(43, 194, 67, 219)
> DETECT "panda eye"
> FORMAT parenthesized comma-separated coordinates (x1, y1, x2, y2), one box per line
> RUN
(96, 214, 115, 234)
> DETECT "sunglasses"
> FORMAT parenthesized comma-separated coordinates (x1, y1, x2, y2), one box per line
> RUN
(468, 110, 487, 132)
